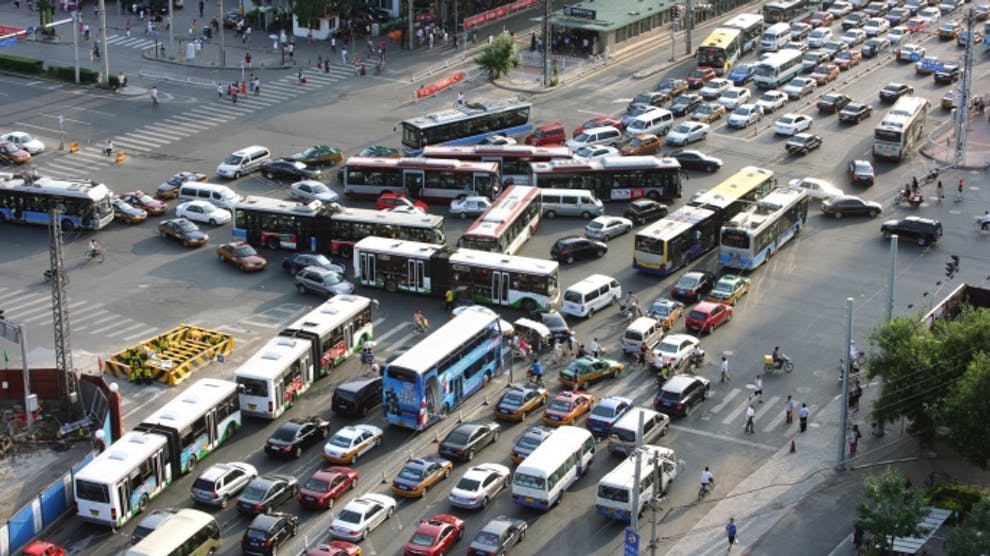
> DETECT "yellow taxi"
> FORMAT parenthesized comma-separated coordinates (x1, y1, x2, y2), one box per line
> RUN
(321, 424, 384, 464)
(493, 383, 549, 421)
(707, 275, 751, 306)
(390, 456, 453, 499)
(648, 298, 685, 330)
(543, 391, 596, 427)
(558, 357, 623, 389)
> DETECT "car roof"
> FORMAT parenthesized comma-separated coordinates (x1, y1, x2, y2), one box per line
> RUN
(663, 375, 699, 392)
(249, 513, 285, 530)
(137, 508, 177, 527)
(481, 517, 520, 534)
(600, 395, 633, 407)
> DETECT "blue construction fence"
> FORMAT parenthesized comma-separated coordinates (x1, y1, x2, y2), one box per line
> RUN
(0, 450, 97, 556)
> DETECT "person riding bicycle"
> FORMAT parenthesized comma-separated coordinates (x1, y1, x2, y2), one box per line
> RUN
(516, 335, 531, 357)
(413, 309, 428, 331)
(88, 239, 103, 256)
(529, 359, 544, 384)
(150, 86, 159, 105)
(701, 466, 715, 490)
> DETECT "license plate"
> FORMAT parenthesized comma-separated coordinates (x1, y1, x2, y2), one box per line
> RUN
(305, 495, 314, 501)
(609, 507, 617, 513)
(526, 497, 534, 503)
(248, 403, 257, 410)
(90, 509, 99, 516)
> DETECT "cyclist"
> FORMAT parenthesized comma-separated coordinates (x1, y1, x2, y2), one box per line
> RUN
(771, 345, 782, 366)
(88, 239, 102, 257)
(529, 359, 544, 385)
(550, 339, 563, 366)
(413, 309, 428, 332)
(638, 342, 649, 367)
(700, 466, 715, 498)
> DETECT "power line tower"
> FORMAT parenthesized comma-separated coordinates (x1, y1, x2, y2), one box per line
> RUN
(48, 208, 79, 419)
(954, 8, 975, 167)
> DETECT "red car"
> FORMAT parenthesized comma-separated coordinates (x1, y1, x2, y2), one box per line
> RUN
(376, 192, 428, 211)
(572, 115, 624, 137)
(543, 390, 596, 426)
(306, 541, 362, 556)
(297, 466, 359, 510)
(803, 11, 834, 27)
(21, 540, 66, 556)
(402, 514, 465, 556)
(685, 301, 733, 334)
(687, 67, 717, 88)
(120, 191, 167, 216)
(906, 17, 926, 33)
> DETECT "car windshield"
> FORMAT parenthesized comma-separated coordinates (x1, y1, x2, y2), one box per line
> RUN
(241, 485, 267, 500)
(517, 435, 543, 450)
(672, 96, 691, 106)
(329, 435, 352, 448)
(336, 509, 362, 524)
(657, 342, 679, 355)
(321, 272, 343, 285)
(176, 220, 197, 233)
(272, 425, 300, 441)
(246, 528, 270, 541)
(633, 94, 655, 103)
(501, 392, 523, 407)
(305, 478, 330, 492)
(446, 430, 471, 445)
(576, 146, 597, 157)
(732, 106, 749, 115)
(760, 93, 779, 102)
(587, 221, 603, 230)
(474, 532, 500, 547)
(591, 405, 617, 418)
(456, 477, 481, 491)
(854, 162, 871, 173)
(309, 183, 331, 193)
(398, 466, 424, 480)
(674, 124, 691, 133)
(573, 132, 591, 142)
(234, 245, 256, 257)
(549, 399, 572, 412)
(676, 275, 699, 288)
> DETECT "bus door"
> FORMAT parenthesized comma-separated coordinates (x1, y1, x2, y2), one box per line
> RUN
(358, 251, 376, 285)
(490, 271, 510, 305)
(403, 170, 425, 198)
(206, 411, 217, 449)
(117, 481, 133, 520)
(475, 172, 496, 198)
(343, 322, 354, 352)
(452, 375, 464, 403)
(407, 258, 426, 292)
(299, 350, 314, 386)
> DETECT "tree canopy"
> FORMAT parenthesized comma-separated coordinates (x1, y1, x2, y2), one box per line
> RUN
(856, 466, 928, 552)
(474, 33, 521, 80)
(948, 494, 990, 556)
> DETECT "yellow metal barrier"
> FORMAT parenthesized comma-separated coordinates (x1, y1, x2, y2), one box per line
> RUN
(104, 324, 235, 386)
(115, 151, 126, 163)
(69, 142, 79, 153)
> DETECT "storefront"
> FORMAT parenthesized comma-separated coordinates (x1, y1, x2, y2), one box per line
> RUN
(549, 0, 681, 56)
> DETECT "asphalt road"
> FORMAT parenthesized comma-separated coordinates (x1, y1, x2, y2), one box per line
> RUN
(1, 6, 988, 556)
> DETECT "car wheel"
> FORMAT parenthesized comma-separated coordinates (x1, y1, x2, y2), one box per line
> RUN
(293, 446, 303, 458)
(387, 506, 395, 518)
(545, 210, 557, 219)
(565, 255, 574, 264)
(467, 450, 475, 461)
(420, 485, 428, 498)
(684, 403, 692, 417)
(233, 171, 240, 178)
(707, 164, 718, 173)
(869, 209, 878, 217)
(385, 279, 397, 293)
(883, 230, 892, 240)
(703, 385, 710, 400)
(581, 211, 592, 219)
(917, 237, 928, 246)
(587, 307, 594, 317)
(264, 171, 274, 179)
(239, 263, 246, 271)
(834, 211, 843, 219)
(219, 495, 229, 508)
(481, 496, 489, 509)
(297, 284, 307, 293)
(458, 211, 467, 219)
(595, 249, 605, 258)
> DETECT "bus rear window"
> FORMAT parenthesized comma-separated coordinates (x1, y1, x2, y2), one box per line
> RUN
(236, 377, 269, 397)
(386, 367, 418, 383)
(598, 485, 629, 502)
(76, 479, 110, 503)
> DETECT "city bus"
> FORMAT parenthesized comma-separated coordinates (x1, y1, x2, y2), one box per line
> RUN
(873, 96, 930, 161)
(512, 426, 596, 511)
(279, 295, 375, 377)
(232, 196, 445, 256)
(421, 144, 572, 185)
(688, 165, 776, 226)
(595, 445, 677, 522)
(353, 236, 560, 312)
(696, 28, 744, 74)
(457, 185, 541, 254)
(719, 187, 810, 269)
(340, 157, 502, 202)
(752, 48, 804, 89)
(133, 378, 241, 476)
(233, 334, 320, 420)
(383, 311, 503, 431)
(399, 98, 534, 156)
(763, 0, 811, 23)
(632, 206, 719, 276)
(528, 157, 683, 202)
(723, 13, 766, 55)
(125, 509, 222, 556)
(0, 171, 114, 231)
(74, 431, 173, 528)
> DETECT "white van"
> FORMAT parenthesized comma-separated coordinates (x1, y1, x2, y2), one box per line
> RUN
(624, 109, 675, 138)
(565, 126, 623, 150)
(178, 183, 244, 211)
(562, 274, 622, 318)
(216, 145, 271, 178)
(622, 317, 665, 354)
(607, 407, 671, 455)
(540, 189, 604, 219)
(760, 23, 791, 52)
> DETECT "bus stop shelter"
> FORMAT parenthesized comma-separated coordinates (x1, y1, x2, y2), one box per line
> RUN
(890, 507, 952, 554)
(547, 0, 681, 57)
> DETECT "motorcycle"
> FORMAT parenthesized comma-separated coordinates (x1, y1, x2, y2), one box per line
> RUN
(923, 167, 939, 184)
(898, 189, 924, 207)
(684, 351, 706, 372)
(43, 268, 68, 284)
(526, 369, 545, 387)
(763, 353, 794, 373)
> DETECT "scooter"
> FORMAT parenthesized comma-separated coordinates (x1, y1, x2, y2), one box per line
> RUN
(923, 167, 939, 184)
(763, 353, 794, 373)
(526, 370, 544, 387)
(898, 189, 924, 207)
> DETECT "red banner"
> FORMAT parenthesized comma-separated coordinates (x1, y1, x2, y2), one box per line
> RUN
(463, 0, 539, 30)
(415, 71, 465, 99)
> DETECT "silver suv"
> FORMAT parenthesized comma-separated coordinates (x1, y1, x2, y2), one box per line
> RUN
(190, 461, 258, 508)
(294, 266, 356, 297)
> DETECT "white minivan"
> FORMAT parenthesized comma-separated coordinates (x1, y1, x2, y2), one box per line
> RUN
(565, 126, 623, 150)
(624, 109, 675, 138)
(216, 145, 271, 178)
(540, 189, 604, 219)
(562, 274, 622, 318)
(760, 23, 791, 52)
(607, 407, 671, 455)
(622, 317, 665, 354)
(177, 183, 244, 211)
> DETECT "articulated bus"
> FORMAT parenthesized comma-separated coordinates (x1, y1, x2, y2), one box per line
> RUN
(528, 157, 683, 202)
(457, 185, 541, 255)
(0, 171, 114, 231)
(235, 296, 374, 419)
(873, 96, 929, 161)
(596, 445, 678, 522)
(719, 187, 810, 270)
(632, 206, 719, 277)
(512, 426, 596, 511)
(354, 236, 560, 312)
(688, 165, 776, 226)
(723, 14, 765, 55)
(383, 311, 503, 431)
(421, 144, 572, 185)
(341, 157, 502, 202)
(753, 48, 804, 88)
(232, 196, 445, 257)
(696, 28, 744, 75)
(763, 0, 811, 23)
(399, 98, 534, 156)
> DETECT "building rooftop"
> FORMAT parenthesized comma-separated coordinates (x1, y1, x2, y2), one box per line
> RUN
(548, 0, 677, 31)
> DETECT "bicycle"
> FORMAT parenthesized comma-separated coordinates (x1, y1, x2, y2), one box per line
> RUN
(698, 481, 714, 501)
(85, 248, 105, 264)
(410, 319, 428, 334)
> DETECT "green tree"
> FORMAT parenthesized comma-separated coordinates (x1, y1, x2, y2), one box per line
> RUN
(473, 33, 520, 80)
(948, 495, 990, 556)
(934, 353, 990, 471)
(856, 466, 928, 552)
(292, 0, 329, 29)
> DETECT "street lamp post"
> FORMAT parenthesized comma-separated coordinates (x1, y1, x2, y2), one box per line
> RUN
(168, 0, 174, 58)
(72, 11, 80, 83)
(58, 114, 64, 151)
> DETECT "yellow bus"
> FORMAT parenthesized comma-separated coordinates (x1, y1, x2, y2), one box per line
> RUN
(125, 509, 221, 556)
(688, 165, 776, 225)
(696, 28, 744, 75)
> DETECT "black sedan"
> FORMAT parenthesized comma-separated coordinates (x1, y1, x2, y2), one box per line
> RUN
(879, 83, 914, 104)
(785, 133, 823, 155)
(439, 421, 502, 462)
(623, 199, 669, 225)
(264, 416, 330, 458)
(933, 65, 960, 85)
(281, 252, 346, 275)
(669, 93, 703, 117)
(671, 271, 717, 301)
(550, 236, 607, 264)
(468, 517, 528, 556)
(821, 195, 883, 218)
(260, 158, 321, 181)
(535, 310, 572, 342)
(242, 512, 298, 556)
(816, 92, 851, 113)
(838, 102, 873, 123)
(237, 475, 300, 516)
(158, 218, 208, 247)
(668, 149, 723, 172)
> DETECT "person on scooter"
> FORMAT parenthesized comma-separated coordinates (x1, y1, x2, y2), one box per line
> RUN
(638, 342, 649, 367)
(772, 346, 782, 368)
(529, 359, 544, 385)
(689, 344, 704, 367)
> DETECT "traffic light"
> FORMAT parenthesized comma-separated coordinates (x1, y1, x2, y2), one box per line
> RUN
(672, 5, 683, 19)
(945, 255, 960, 278)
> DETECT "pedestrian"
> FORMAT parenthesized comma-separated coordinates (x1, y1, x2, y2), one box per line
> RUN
(853, 522, 865, 554)
(380, 40, 386, 59)
(230, 83, 237, 103)
(457, 91, 464, 105)
(146, 19, 152, 35)
(726, 518, 737, 550)
(936, 180, 944, 203)
(217, 83, 223, 99)
(565, 331, 574, 354)
(957, 178, 965, 201)
(488, 33, 493, 45)
(744, 404, 755, 433)
(444, 288, 455, 313)
(252, 77, 260, 95)
(720, 356, 730, 383)
(288, 42, 295, 64)
(590, 337, 600, 358)
(785, 395, 794, 424)
(198, 0, 204, 16)
(307, 28, 313, 43)
(240, 80, 247, 96)
(331, 36, 336, 52)
(341, 47, 347, 65)
(245, 26, 252, 43)
(751, 375, 763, 403)
(83, 23, 90, 40)
(848, 424, 861, 456)
(125, 22, 131, 38)
(104, 138, 113, 157)
(799, 403, 809, 432)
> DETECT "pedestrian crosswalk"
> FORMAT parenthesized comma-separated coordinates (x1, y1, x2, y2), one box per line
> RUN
(105, 33, 158, 50)
(31, 68, 354, 178)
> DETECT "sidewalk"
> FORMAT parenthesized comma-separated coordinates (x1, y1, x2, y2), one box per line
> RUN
(922, 114, 990, 169)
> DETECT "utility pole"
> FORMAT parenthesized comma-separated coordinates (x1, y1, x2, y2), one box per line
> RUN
(0, 313, 34, 432)
(670, 15, 678, 62)
(685, 0, 694, 55)
(48, 210, 78, 420)
(168, 0, 174, 59)
(838, 297, 853, 470)
(407, 0, 414, 50)
(72, 10, 80, 83)
(630, 411, 645, 530)
(98, 0, 109, 85)
(218, 0, 225, 66)
(542, 0, 551, 86)
(648, 449, 660, 555)
(955, 8, 975, 167)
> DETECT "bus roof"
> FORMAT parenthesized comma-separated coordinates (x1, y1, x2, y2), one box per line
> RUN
(422, 144, 572, 159)
(516, 426, 593, 476)
(333, 206, 444, 227)
(878, 96, 929, 131)
(125, 509, 216, 556)
(0, 173, 112, 200)
(598, 445, 676, 489)
(530, 156, 681, 173)
(234, 196, 326, 217)
(281, 295, 373, 336)
(724, 187, 807, 230)
(139, 379, 238, 433)
(354, 236, 448, 258)
(723, 13, 765, 31)
(449, 248, 558, 276)
(344, 156, 500, 173)
(387, 311, 500, 375)
(636, 206, 716, 242)
(478, 186, 538, 225)
(689, 166, 774, 212)
(699, 28, 742, 49)
(755, 48, 803, 66)
(234, 336, 317, 381)
(403, 98, 532, 129)
(74, 431, 168, 484)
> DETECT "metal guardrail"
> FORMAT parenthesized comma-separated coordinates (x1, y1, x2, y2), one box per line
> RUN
(138, 69, 219, 88)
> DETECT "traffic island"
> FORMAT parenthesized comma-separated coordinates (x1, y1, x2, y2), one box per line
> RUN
(104, 324, 234, 386)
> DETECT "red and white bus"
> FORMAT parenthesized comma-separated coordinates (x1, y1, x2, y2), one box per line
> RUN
(422, 144, 572, 185)
(340, 157, 502, 202)
(232, 196, 445, 257)
(457, 185, 541, 255)
(528, 156, 684, 202)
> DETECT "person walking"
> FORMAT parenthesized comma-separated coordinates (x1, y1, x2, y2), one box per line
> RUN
(198, 0, 204, 16)
(341, 47, 348, 65)
(103, 138, 113, 157)
(785, 395, 794, 424)
(936, 180, 944, 203)
(457, 91, 464, 105)
(230, 83, 237, 103)
(330, 36, 336, 52)
(217, 83, 223, 99)
(726, 518, 738, 550)
(240, 80, 247, 96)
(444, 288, 455, 313)
(799, 403, 810, 432)
(720, 356, 730, 383)
(590, 337, 600, 358)
(957, 178, 965, 201)
(751, 375, 763, 403)
(252, 76, 260, 95)
(744, 405, 755, 433)
(848, 424, 861, 457)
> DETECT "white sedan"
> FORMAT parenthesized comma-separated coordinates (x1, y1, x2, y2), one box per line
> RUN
(585, 215, 633, 241)
(699, 78, 732, 100)
(651, 333, 701, 370)
(290, 180, 339, 203)
(450, 195, 491, 218)
(716, 86, 751, 109)
(787, 177, 845, 200)
(176, 200, 231, 225)
(665, 122, 710, 146)
(448, 463, 511, 510)
(329, 493, 396, 542)
(782, 77, 817, 100)
(773, 113, 814, 136)
(322, 424, 384, 464)
(756, 90, 788, 113)
(1, 131, 45, 154)
(573, 145, 621, 160)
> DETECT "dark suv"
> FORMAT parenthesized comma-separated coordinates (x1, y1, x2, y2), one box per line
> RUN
(550, 236, 607, 263)
(881, 216, 942, 246)
(332, 376, 383, 417)
(242, 512, 298, 556)
(623, 200, 669, 225)
(654, 375, 712, 417)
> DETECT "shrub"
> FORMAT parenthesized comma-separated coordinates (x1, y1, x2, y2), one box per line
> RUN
(923, 483, 985, 524)
(0, 54, 44, 74)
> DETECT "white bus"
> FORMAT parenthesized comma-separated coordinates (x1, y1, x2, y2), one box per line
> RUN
(421, 144, 572, 185)
(719, 187, 810, 270)
(134, 378, 241, 476)
(596, 445, 678, 522)
(74, 431, 172, 528)
(512, 426, 596, 511)
(125, 508, 222, 556)
(873, 96, 929, 161)
(399, 98, 534, 156)
(457, 185, 542, 255)
(0, 171, 115, 231)
(234, 335, 318, 420)
(279, 295, 375, 378)
(724, 13, 766, 55)
(753, 48, 804, 89)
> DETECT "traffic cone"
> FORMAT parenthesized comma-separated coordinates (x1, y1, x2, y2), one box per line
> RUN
(790, 440, 796, 453)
